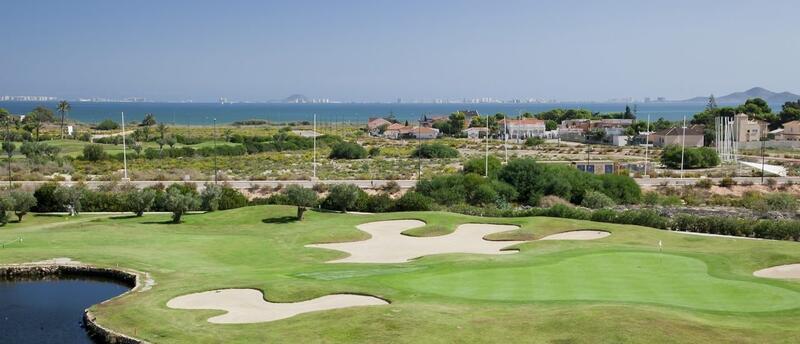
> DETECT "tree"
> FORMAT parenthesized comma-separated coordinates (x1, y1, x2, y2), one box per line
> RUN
(706, 94, 718, 111)
(623, 105, 635, 119)
(96, 119, 120, 130)
(23, 112, 44, 141)
(545, 120, 557, 131)
(166, 135, 177, 148)
(82, 144, 106, 161)
(165, 187, 200, 223)
(660, 145, 720, 169)
(284, 185, 318, 220)
(323, 184, 362, 212)
(200, 183, 222, 211)
(57, 101, 71, 139)
(141, 113, 157, 127)
(329, 142, 367, 159)
(54, 185, 85, 215)
(8, 191, 37, 222)
(126, 189, 156, 216)
(779, 100, 800, 123)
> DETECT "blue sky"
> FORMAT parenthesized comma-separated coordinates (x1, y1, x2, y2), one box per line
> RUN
(1, 0, 798, 101)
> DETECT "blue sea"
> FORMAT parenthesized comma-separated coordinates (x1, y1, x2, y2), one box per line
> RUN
(0, 101, 765, 125)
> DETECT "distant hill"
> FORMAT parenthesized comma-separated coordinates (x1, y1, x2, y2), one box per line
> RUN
(683, 87, 800, 103)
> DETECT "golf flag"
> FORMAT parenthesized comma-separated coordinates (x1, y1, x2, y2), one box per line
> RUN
(658, 240, 663, 251)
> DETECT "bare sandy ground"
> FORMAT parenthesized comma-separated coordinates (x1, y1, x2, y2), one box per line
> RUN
(166, 289, 388, 324)
(307, 220, 526, 263)
(754, 264, 800, 279)
(539, 230, 610, 241)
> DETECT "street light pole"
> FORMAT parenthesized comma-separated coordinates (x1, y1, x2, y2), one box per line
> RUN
(121, 112, 129, 181)
(313, 113, 317, 179)
(485, 113, 489, 178)
(644, 114, 650, 176)
(417, 115, 422, 180)
(213, 117, 218, 184)
(680, 116, 686, 180)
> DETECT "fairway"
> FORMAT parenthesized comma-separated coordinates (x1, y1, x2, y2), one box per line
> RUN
(389, 251, 800, 312)
(2, 206, 800, 343)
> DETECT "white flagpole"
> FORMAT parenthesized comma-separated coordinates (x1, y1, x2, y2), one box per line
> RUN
(644, 113, 650, 176)
(121, 112, 129, 181)
(313, 113, 317, 179)
(484, 113, 489, 177)
(504, 116, 508, 164)
(680, 116, 686, 179)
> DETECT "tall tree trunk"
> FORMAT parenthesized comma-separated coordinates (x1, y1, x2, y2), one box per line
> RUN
(60, 113, 65, 139)
(297, 207, 306, 220)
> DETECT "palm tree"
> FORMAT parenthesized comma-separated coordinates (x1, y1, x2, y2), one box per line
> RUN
(57, 100, 71, 139)
(142, 113, 156, 127)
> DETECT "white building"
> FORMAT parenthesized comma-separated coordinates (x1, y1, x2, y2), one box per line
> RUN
(410, 127, 440, 140)
(463, 127, 488, 139)
(501, 119, 546, 139)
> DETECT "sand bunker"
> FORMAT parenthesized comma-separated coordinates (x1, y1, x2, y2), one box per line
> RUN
(539, 230, 610, 241)
(307, 220, 526, 263)
(167, 289, 387, 324)
(754, 264, 800, 279)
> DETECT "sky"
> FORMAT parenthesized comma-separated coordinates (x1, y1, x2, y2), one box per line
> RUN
(1, 0, 798, 102)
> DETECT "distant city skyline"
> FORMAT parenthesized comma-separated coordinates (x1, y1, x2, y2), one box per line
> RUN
(1, 0, 798, 102)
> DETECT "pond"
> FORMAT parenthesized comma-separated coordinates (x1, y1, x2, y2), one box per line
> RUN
(0, 277, 130, 343)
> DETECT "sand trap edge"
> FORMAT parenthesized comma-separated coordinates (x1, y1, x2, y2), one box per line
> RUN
(753, 264, 800, 279)
(539, 230, 611, 241)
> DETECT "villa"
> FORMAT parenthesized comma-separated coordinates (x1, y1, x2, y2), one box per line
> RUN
(501, 118, 546, 139)
(778, 120, 800, 141)
(650, 125, 705, 147)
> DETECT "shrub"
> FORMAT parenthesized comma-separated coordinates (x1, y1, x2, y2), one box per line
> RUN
(538, 195, 573, 208)
(660, 145, 719, 169)
(33, 182, 60, 212)
(96, 119, 120, 130)
(765, 193, 797, 213)
(615, 209, 668, 229)
(394, 191, 434, 211)
(368, 147, 381, 157)
(82, 144, 107, 162)
(366, 193, 394, 213)
(410, 143, 459, 159)
(719, 176, 737, 188)
(382, 181, 400, 194)
(581, 190, 616, 209)
(312, 183, 329, 193)
(328, 142, 367, 159)
(284, 185, 318, 220)
(591, 208, 618, 223)
(463, 156, 502, 178)
(694, 178, 713, 189)
(524, 137, 545, 147)
(322, 184, 364, 212)
(598, 174, 641, 204)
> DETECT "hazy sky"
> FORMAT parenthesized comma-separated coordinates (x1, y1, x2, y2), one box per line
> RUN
(1, 0, 798, 102)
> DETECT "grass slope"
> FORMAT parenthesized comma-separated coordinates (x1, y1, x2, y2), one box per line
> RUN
(0, 206, 799, 343)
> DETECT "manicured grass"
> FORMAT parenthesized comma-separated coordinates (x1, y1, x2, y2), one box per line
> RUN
(1, 206, 800, 343)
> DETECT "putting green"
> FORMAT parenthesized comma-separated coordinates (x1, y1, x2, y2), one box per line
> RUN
(388, 252, 800, 312)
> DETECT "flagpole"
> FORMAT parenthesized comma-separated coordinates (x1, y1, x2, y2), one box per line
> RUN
(504, 116, 508, 164)
(313, 113, 317, 179)
(484, 113, 489, 177)
(644, 114, 650, 176)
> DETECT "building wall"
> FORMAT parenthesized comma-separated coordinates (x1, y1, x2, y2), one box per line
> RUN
(653, 134, 704, 147)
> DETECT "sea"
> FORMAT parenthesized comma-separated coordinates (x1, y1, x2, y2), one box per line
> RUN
(0, 101, 772, 125)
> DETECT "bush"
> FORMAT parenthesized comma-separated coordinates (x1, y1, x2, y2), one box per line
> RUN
(322, 184, 364, 212)
(581, 190, 616, 209)
(329, 142, 367, 159)
(694, 178, 713, 189)
(82, 144, 107, 162)
(54, 185, 86, 215)
(463, 156, 502, 178)
(660, 145, 719, 169)
(598, 174, 641, 204)
(201, 184, 222, 211)
(366, 193, 394, 213)
(765, 193, 798, 213)
(33, 182, 60, 212)
(524, 137, 545, 147)
(410, 143, 459, 159)
(719, 176, 737, 188)
(368, 147, 381, 157)
(96, 119, 120, 130)
(394, 191, 434, 211)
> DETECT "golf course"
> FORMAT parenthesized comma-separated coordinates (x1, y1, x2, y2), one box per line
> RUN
(2, 205, 800, 343)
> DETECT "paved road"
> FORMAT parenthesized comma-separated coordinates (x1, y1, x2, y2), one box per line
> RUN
(12, 176, 800, 190)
